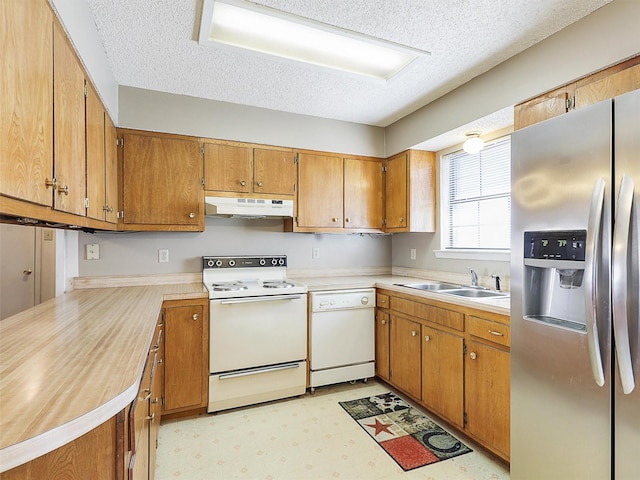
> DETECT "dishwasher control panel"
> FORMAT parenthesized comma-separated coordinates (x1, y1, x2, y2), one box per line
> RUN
(310, 289, 376, 312)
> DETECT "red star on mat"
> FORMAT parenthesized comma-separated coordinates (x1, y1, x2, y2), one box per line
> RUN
(365, 418, 394, 436)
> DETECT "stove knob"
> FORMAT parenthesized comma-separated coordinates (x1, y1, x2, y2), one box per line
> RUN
(207, 259, 215, 268)
(259, 258, 266, 266)
(271, 258, 278, 266)
(215, 259, 223, 267)
(278, 258, 285, 266)
(228, 259, 236, 267)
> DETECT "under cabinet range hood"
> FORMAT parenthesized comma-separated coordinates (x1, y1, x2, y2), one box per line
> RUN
(205, 196, 294, 218)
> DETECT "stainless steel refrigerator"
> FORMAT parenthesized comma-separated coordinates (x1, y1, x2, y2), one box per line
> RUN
(511, 88, 639, 479)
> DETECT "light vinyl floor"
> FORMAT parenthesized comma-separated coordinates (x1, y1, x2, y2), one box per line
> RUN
(156, 380, 510, 480)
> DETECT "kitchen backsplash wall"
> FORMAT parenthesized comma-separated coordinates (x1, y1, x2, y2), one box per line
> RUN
(77, 217, 391, 277)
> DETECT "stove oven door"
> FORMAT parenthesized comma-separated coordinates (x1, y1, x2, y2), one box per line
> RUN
(209, 294, 307, 373)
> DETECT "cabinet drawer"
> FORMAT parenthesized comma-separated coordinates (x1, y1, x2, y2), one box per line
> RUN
(376, 293, 389, 308)
(467, 316, 510, 347)
(391, 297, 463, 331)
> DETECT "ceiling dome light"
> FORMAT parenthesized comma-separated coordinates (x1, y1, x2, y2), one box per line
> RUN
(463, 131, 485, 154)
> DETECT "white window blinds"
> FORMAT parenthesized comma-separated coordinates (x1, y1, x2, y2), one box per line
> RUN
(442, 137, 511, 250)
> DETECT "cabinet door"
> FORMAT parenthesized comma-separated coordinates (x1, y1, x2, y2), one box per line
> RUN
(104, 114, 118, 223)
(514, 86, 571, 130)
(465, 340, 510, 458)
(163, 304, 206, 412)
(421, 325, 464, 427)
(53, 22, 86, 216)
(375, 309, 390, 381)
(253, 148, 295, 195)
(575, 62, 640, 110)
(344, 158, 383, 229)
(297, 153, 343, 228)
(86, 81, 106, 221)
(203, 143, 252, 193)
(390, 315, 421, 400)
(1, 0, 54, 206)
(384, 153, 407, 230)
(149, 323, 163, 480)
(122, 133, 202, 226)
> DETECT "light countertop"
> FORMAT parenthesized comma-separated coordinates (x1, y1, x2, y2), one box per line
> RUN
(0, 283, 207, 473)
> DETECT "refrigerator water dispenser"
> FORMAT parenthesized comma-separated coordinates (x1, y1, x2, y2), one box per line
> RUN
(522, 230, 588, 332)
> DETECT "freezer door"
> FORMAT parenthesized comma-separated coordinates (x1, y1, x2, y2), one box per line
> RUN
(613, 88, 640, 480)
(511, 99, 613, 479)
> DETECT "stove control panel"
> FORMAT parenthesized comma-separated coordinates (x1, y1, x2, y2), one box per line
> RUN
(203, 255, 287, 269)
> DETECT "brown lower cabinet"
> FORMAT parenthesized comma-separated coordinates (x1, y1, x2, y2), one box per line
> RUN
(376, 289, 510, 463)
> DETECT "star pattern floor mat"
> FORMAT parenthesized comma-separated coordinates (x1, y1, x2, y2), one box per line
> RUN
(339, 392, 472, 471)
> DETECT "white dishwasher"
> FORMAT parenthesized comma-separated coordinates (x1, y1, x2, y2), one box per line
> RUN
(309, 288, 376, 392)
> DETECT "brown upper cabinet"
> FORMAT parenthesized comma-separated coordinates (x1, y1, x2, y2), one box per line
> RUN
(86, 82, 118, 223)
(384, 149, 435, 233)
(53, 21, 87, 217)
(1, 1, 118, 231)
(204, 141, 295, 197)
(1, 0, 54, 208)
(288, 152, 383, 233)
(515, 55, 640, 130)
(119, 130, 204, 231)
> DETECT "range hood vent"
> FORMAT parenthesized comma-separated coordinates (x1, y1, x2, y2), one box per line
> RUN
(205, 196, 293, 218)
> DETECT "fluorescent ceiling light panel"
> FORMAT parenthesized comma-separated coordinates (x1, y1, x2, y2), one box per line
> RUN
(199, 0, 430, 81)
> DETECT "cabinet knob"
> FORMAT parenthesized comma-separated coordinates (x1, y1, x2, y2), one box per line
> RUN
(345, 218, 350, 222)
(332, 217, 339, 222)
(192, 313, 199, 321)
(381, 319, 387, 325)
(256, 181, 263, 187)
(488, 329, 504, 337)
(399, 217, 404, 223)
(240, 180, 247, 186)
(57, 184, 69, 195)
(469, 352, 477, 360)
(189, 212, 195, 218)
(411, 330, 417, 337)
(424, 335, 430, 342)
(45, 178, 57, 190)
(152, 397, 159, 404)
(146, 412, 155, 422)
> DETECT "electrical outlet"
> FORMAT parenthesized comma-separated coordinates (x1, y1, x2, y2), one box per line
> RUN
(86, 243, 100, 260)
(312, 247, 320, 259)
(410, 248, 416, 260)
(158, 249, 169, 263)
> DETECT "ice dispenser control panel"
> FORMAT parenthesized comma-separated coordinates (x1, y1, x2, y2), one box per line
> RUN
(524, 230, 586, 261)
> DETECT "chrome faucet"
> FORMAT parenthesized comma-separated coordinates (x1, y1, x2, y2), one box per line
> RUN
(467, 267, 478, 287)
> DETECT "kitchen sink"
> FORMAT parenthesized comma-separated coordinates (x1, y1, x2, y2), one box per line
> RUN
(440, 289, 508, 298)
(397, 282, 460, 291)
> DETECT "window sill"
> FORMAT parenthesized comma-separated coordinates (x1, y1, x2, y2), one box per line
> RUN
(434, 249, 510, 262)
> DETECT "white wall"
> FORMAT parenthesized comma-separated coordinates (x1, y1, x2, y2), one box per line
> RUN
(118, 87, 385, 157)
(386, 0, 640, 155)
(77, 218, 391, 277)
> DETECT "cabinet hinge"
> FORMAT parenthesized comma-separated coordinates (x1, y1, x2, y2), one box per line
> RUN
(116, 138, 124, 148)
(294, 216, 298, 223)
(566, 96, 575, 111)
(382, 165, 387, 172)
(201, 177, 205, 186)
(463, 343, 467, 354)
(201, 146, 205, 155)
(293, 183, 296, 193)
(117, 210, 124, 219)
(463, 413, 468, 425)
(294, 154, 299, 165)
(382, 218, 387, 226)
(84, 197, 89, 209)
(84, 83, 88, 98)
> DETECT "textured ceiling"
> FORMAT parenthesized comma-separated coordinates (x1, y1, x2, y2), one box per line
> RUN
(86, 0, 610, 140)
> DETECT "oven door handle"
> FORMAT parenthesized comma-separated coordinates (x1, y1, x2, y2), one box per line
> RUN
(218, 362, 301, 380)
(219, 295, 303, 305)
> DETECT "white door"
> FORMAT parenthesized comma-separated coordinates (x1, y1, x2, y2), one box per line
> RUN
(0, 225, 56, 320)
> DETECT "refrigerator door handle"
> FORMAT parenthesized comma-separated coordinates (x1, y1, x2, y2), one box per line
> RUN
(584, 177, 606, 387)
(612, 174, 635, 394)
